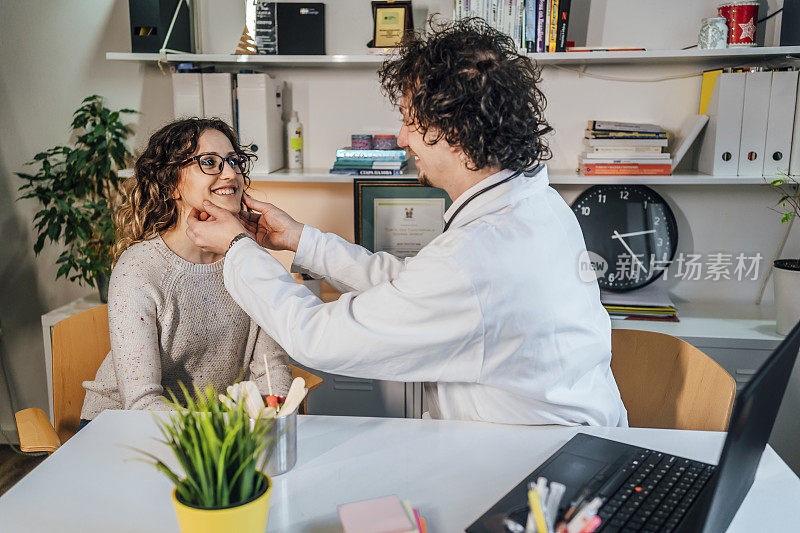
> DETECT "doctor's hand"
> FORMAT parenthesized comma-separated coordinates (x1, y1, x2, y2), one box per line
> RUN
(186, 201, 247, 255)
(238, 193, 304, 252)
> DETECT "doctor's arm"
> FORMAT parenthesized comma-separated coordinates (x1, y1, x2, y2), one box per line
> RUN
(292, 225, 408, 293)
(224, 238, 484, 383)
(240, 194, 406, 293)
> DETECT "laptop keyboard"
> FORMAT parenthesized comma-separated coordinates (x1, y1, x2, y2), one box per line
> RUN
(595, 448, 716, 533)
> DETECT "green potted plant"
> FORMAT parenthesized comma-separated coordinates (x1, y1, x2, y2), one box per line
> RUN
(16, 95, 136, 302)
(769, 175, 800, 335)
(135, 383, 276, 533)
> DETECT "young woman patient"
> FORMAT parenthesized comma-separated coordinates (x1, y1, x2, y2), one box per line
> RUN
(81, 118, 292, 422)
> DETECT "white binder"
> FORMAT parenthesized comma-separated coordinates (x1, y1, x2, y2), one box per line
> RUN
(172, 72, 203, 119)
(236, 73, 284, 174)
(738, 71, 772, 176)
(764, 70, 799, 178)
(698, 72, 746, 176)
(789, 72, 800, 176)
(201, 73, 234, 126)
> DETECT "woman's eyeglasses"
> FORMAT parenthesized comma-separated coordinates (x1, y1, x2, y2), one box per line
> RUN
(181, 153, 251, 175)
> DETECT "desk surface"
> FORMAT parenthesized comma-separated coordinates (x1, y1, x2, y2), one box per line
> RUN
(1, 412, 798, 532)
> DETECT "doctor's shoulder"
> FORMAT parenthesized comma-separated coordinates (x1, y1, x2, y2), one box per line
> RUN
(411, 224, 491, 272)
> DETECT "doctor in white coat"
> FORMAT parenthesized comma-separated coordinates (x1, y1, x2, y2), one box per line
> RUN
(187, 19, 627, 427)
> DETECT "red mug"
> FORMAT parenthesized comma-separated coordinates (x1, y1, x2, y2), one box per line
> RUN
(718, 1, 759, 47)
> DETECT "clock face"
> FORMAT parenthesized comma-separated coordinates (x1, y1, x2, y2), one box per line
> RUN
(571, 185, 678, 291)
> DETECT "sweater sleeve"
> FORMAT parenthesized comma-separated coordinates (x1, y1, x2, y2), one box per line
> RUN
(248, 322, 293, 397)
(107, 251, 171, 411)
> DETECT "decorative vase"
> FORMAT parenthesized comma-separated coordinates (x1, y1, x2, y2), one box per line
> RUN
(774, 259, 800, 335)
(171, 473, 272, 533)
(95, 273, 109, 303)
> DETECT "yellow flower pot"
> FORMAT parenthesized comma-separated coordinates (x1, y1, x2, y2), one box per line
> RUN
(171, 474, 272, 533)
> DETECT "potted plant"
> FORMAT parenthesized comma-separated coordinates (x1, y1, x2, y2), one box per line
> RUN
(135, 383, 276, 533)
(769, 175, 800, 335)
(16, 95, 136, 302)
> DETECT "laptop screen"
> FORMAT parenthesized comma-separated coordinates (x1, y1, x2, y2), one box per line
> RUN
(691, 319, 800, 532)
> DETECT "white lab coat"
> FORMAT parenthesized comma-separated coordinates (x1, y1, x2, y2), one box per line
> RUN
(224, 166, 628, 426)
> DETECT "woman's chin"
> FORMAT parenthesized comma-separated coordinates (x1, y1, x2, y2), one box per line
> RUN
(207, 195, 241, 213)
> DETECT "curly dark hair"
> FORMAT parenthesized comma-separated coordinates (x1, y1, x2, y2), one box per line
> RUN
(113, 117, 254, 265)
(378, 17, 552, 172)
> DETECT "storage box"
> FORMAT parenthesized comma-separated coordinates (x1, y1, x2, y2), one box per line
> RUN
(255, 2, 325, 55)
(128, 0, 193, 53)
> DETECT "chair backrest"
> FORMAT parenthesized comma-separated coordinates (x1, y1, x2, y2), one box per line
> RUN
(52, 304, 324, 440)
(611, 329, 736, 431)
(52, 304, 110, 443)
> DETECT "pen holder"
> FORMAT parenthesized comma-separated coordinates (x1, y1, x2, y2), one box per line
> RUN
(266, 411, 297, 476)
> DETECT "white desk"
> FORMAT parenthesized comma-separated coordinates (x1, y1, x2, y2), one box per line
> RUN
(0, 412, 798, 532)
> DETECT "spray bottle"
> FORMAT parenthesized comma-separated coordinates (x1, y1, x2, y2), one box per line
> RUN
(286, 111, 303, 169)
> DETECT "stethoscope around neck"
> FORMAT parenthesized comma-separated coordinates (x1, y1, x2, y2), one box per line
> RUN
(442, 168, 530, 232)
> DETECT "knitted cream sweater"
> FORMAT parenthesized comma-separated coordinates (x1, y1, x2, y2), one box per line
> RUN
(81, 235, 292, 419)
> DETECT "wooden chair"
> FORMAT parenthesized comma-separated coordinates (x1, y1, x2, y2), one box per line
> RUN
(611, 329, 736, 432)
(14, 304, 323, 453)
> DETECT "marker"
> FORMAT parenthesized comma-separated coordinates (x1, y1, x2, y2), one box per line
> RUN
(566, 497, 603, 533)
(578, 515, 601, 533)
(545, 482, 566, 531)
(528, 486, 548, 533)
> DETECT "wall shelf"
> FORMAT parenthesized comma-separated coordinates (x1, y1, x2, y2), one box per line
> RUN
(106, 46, 800, 67)
(117, 168, 771, 185)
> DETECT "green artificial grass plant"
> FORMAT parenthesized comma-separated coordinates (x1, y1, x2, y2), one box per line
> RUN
(136, 383, 275, 509)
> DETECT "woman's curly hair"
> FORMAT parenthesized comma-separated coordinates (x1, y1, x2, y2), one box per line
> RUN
(112, 117, 254, 266)
(378, 17, 552, 171)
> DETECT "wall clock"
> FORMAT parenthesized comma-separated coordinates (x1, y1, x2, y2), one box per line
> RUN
(571, 185, 678, 291)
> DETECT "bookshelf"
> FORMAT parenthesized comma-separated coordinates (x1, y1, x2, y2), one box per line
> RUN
(106, 46, 800, 67)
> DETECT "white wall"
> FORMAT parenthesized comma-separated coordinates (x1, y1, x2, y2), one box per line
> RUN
(1, 0, 798, 471)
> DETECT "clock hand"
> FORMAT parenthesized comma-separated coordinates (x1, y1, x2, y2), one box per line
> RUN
(612, 231, 648, 273)
(614, 229, 657, 238)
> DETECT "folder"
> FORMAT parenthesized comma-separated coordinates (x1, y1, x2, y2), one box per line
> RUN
(764, 70, 799, 178)
(201, 73, 234, 126)
(698, 72, 746, 176)
(699, 69, 722, 115)
(789, 73, 800, 176)
(172, 73, 203, 119)
(236, 73, 284, 174)
(738, 71, 772, 176)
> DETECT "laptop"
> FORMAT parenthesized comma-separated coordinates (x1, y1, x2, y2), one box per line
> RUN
(467, 319, 800, 533)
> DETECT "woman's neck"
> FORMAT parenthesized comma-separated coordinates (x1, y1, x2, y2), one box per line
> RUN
(160, 216, 224, 264)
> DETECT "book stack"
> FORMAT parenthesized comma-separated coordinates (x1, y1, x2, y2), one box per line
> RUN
(330, 148, 409, 176)
(600, 285, 679, 322)
(581, 121, 672, 176)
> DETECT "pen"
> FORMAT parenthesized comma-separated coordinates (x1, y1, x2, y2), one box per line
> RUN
(561, 485, 591, 523)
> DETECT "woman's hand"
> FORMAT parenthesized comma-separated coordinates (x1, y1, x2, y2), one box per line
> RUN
(238, 194, 304, 252)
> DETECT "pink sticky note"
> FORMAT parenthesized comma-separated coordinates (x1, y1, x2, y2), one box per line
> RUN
(338, 495, 418, 533)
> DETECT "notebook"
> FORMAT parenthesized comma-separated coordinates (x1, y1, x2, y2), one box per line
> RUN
(338, 495, 418, 533)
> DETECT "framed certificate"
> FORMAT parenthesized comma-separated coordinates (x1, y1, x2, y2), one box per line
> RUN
(354, 179, 452, 257)
(371, 1, 414, 48)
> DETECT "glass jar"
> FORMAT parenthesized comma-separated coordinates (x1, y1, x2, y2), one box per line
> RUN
(698, 17, 729, 49)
